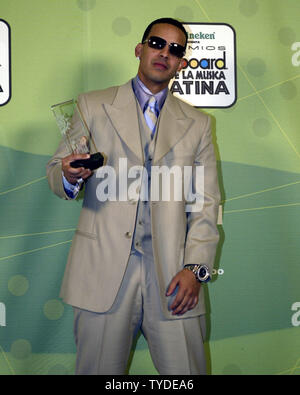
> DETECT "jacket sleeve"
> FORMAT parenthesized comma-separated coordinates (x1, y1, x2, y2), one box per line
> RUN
(183, 114, 221, 275)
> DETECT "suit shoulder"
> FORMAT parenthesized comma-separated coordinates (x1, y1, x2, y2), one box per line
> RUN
(173, 94, 209, 122)
(78, 85, 119, 105)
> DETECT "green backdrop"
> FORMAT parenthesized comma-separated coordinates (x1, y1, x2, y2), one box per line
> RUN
(0, 0, 300, 375)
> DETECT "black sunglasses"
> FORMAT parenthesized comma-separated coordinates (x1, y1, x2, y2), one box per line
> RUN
(142, 36, 186, 58)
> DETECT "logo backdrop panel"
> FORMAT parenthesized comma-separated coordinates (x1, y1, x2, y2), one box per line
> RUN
(170, 23, 236, 108)
(0, 19, 11, 106)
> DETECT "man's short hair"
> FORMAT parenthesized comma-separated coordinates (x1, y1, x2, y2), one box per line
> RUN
(141, 17, 188, 50)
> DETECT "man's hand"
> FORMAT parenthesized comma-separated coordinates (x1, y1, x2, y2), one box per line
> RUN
(166, 268, 201, 316)
(62, 153, 92, 185)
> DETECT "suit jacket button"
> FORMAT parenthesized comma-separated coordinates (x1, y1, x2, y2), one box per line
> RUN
(125, 231, 132, 238)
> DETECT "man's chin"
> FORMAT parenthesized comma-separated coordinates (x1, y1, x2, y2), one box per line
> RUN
(149, 72, 174, 84)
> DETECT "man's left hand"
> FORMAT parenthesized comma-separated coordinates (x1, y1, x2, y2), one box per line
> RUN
(166, 269, 201, 316)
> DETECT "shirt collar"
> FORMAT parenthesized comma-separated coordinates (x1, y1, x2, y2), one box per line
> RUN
(131, 75, 168, 113)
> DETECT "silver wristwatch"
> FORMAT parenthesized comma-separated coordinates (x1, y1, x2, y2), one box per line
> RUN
(184, 264, 211, 283)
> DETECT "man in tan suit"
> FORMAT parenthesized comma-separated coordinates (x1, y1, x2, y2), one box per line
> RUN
(47, 18, 220, 375)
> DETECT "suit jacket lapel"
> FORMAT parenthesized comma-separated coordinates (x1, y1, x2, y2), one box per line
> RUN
(102, 81, 143, 162)
(102, 81, 194, 164)
(153, 92, 194, 164)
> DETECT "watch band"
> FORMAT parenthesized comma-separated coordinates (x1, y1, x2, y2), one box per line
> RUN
(184, 264, 211, 283)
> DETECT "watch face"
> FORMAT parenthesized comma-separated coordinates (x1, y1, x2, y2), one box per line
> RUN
(198, 265, 210, 282)
(199, 267, 207, 278)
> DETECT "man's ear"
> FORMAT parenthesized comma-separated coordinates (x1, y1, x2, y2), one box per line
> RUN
(135, 43, 143, 59)
(176, 58, 185, 73)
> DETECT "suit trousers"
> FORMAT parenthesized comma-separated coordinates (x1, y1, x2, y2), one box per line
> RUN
(73, 250, 207, 375)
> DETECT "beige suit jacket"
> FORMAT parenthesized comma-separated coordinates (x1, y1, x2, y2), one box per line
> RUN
(47, 80, 220, 319)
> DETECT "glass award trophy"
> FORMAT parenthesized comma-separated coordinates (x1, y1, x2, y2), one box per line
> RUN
(51, 99, 105, 170)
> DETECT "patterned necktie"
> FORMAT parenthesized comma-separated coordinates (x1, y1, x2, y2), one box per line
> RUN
(144, 96, 157, 139)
